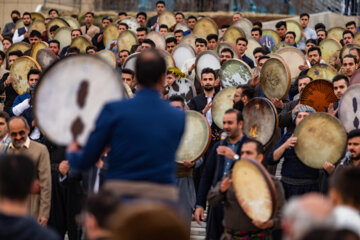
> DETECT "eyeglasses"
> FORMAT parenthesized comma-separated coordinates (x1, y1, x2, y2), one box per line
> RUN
(10, 130, 26, 138)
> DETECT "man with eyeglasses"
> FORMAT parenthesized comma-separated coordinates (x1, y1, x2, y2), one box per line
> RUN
(2, 116, 51, 228)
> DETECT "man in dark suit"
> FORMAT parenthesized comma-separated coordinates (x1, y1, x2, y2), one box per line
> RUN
(236, 37, 255, 68)
(2, 10, 21, 38)
(67, 49, 185, 202)
(146, 1, 166, 31)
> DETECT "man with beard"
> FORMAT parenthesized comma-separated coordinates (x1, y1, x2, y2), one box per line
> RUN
(136, 12, 147, 28)
(12, 12, 32, 43)
(342, 30, 354, 46)
(23, 30, 42, 56)
(136, 27, 147, 44)
(316, 29, 327, 44)
(194, 109, 248, 240)
(59, 29, 82, 58)
(2, 10, 21, 38)
(220, 48, 233, 65)
(335, 129, 360, 172)
(341, 54, 358, 79)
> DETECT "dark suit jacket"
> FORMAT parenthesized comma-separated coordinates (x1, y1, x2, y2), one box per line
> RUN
(241, 54, 255, 69)
(146, 16, 158, 29)
(2, 22, 15, 37)
(195, 135, 249, 209)
(278, 99, 299, 132)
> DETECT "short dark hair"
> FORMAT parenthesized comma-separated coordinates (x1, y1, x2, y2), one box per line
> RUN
(66, 46, 80, 55)
(253, 47, 268, 56)
(0, 111, 10, 122)
(348, 129, 360, 139)
(136, 27, 148, 34)
(102, 16, 113, 23)
(119, 22, 129, 29)
(206, 34, 218, 42)
(142, 39, 155, 48)
(49, 39, 60, 48)
(119, 49, 130, 55)
(332, 74, 349, 86)
(166, 37, 177, 45)
(195, 38, 207, 46)
(0, 51, 5, 61)
(84, 191, 121, 228)
(86, 46, 97, 52)
(306, 39, 318, 45)
(159, 24, 168, 30)
(286, 31, 296, 39)
(187, 15, 197, 21)
(175, 12, 185, 18)
(315, 23, 326, 31)
(130, 44, 140, 54)
(298, 75, 313, 83)
(136, 11, 147, 19)
(85, 12, 95, 17)
(242, 138, 264, 155)
(48, 9, 58, 15)
(135, 49, 166, 87)
(30, 30, 42, 39)
(342, 54, 357, 64)
(221, 48, 234, 58)
(27, 68, 41, 81)
(71, 29, 81, 34)
(275, 21, 286, 29)
(49, 25, 59, 33)
(221, 24, 230, 29)
(308, 46, 321, 56)
(156, 0, 165, 6)
(0, 154, 35, 201)
(300, 13, 310, 19)
(224, 109, 243, 123)
(11, 10, 21, 16)
(236, 37, 248, 45)
(251, 28, 262, 36)
(241, 86, 255, 100)
(23, 12, 31, 18)
(174, 29, 184, 35)
(2, 36, 12, 44)
(169, 95, 185, 107)
(258, 55, 270, 62)
(330, 167, 360, 209)
(343, 30, 354, 38)
(122, 68, 135, 78)
(201, 67, 216, 79)
(253, 21, 262, 28)
(8, 50, 23, 58)
(346, 21, 356, 28)
(118, 12, 127, 17)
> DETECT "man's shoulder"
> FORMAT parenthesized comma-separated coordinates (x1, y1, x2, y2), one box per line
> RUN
(29, 140, 48, 152)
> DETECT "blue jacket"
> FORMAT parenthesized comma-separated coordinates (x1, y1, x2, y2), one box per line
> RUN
(68, 88, 185, 185)
(11, 92, 30, 115)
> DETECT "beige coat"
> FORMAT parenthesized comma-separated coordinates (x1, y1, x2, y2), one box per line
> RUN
(5, 138, 51, 219)
(81, 24, 100, 39)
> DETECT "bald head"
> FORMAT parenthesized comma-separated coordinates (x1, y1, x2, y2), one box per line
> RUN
(8, 117, 29, 149)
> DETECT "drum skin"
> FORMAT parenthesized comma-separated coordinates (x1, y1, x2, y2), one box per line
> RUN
(34, 55, 124, 146)
(285, 20, 302, 43)
(29, 20, 46, 35)
(180, 34, 198, 50)
(220, 59, 253, 88)
(96, 50, 118, 68)
(54, 27, 72, 52)
(294, 113, 347, 169)
(319, 39, 342, 66)
(117, 30, 138, 52)
(36, 48, 58, 71)
(30, 41, 48, 60)
(261, 30, 281, 51)
(339, 84, 360, 132)
(120, 17, 140, 32)
(300, 79, 338, 112)
(175, 110, 211, 163)
(6, 42, 31, 59)
(193, 17, 218, 40)
(355, 32, 360, 45)
(214, 42, 239, 59)
(232, 18, 253, 38)
(232, 158, 277, 222)
(223, 26, 246, 45)
(260, 58, 291, 99)
(211, 87, 237, 129)
(327, 27, 345, 42)
(307, 63, 337, 81)
(10, 56, 41, 95)
(47, 18, 69, 39)
(172, 44, 196, 70)
(31, 12, 45, 21)
(62, 16, 81, 29)
(350, 69, 360, 85)
(123, 52, 139, 72)
(245, 38, 262, 63)
(272, 42, 290, 53)
(169, 78, 196, 104)
(195, 50, 221, 81)
(70, 36, 91, 53)
(174, 23, 190, 33)
(159, 12, 176, 29)
(243, 97, 278, 145)
(340, 43, 360, 59)
(159, 49, 175, 69)
(146, 31, 166, 50)
(276, 47, 306, 84)
(103, 24, 119, 48)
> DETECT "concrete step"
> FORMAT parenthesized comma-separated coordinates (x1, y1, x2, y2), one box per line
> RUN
(191, 226, 206, 235)
(191, 236, 206, 240)
(191, 221, 207, 228)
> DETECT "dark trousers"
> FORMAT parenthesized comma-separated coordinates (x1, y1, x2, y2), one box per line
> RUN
(206, 205, 224, 240)
(281, 181, 319, 200)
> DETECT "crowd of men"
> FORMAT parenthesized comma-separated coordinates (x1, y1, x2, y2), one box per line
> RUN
(0, 1, 360, 240)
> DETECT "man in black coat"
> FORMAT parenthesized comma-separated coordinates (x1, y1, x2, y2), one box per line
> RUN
(146, 1, 166, 31)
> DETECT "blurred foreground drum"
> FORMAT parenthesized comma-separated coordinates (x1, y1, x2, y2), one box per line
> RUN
(260, 58, 291, 99)
(175, 110, 211, 163)
(10, 56, 41, 95)
(34, 55, 125, 146)
(168, 78, 196, 104)
(220, 59, 253, 88)
(233, 158, 277, 222)
(300, 79, 338, 112)
(339, 84, 360, 132)
(243, 97, 278, 146)
(211, 87, 236, 129)
(294, 113, 347, 169)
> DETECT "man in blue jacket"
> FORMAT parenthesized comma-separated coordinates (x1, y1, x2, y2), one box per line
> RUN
(67, 49, 185, 202)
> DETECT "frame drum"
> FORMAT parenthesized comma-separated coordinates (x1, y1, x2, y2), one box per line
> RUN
(245, 38, 262, 63)
(233, 158, 277, 222)
(300, 79, 338, 112)
(146, 31, 166, 50)
(159, 12, 176, 29)
(327, 27, 345, 42)
(340, 43, 360, 59)
(294, 113, 347, 169)
(117, 30, 138, 52)
(10, 56, 41, 95)
(355, 32, 360, 45)
(307, 63, 337, 81)
(174, 23, 190, 33)
(285, 20, 302, 43)
(193, 17, 218, 40)
(120, 17, 140, 32)
(31, 12, 45, 21)
(96, 50, 118, 68)
(70, 36, 91, 53)
(6, 42, 31, 59)
(243, 97, 278, 146)
(339, 84, 360, 132)
(319, 39, 342, 66)
(211, 87, 236, 129)
(180, 34, 198, 50)
(276, 47, 306, 84)
(34, 55, 125, 146)
(195, 50, 221, 81)
(168, 78, 196, 104)
(223, 26, 246, 45)
(47, 18, 69, 39)
(62, 16, 80, 29)
(103, 24, 119, 48)
(350, 69, 360, 85)
(29, 20, 46, 35)
(232, 18, 253, 38)
(214, 42, 239, 59)
(36, 48, 58, 71)
(54, 27, 72, 52)
(123, 52, 139, 72)
(220, 59, 253, 88)
(175, 110, 211, 163)
(261, 30, 281, 51)
(0, 40, 3, 52)
(172, 44, 196, 70)
(260, 57, 291, 99)
(30, 41, 48, 60)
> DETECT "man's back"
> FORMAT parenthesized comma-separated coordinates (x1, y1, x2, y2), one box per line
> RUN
(70, 88, 185, 184)
(0, 212, 59, 240)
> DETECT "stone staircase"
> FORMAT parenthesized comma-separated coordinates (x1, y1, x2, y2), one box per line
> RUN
(190, 210, 207, 240)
